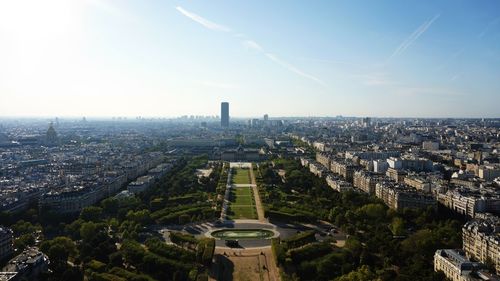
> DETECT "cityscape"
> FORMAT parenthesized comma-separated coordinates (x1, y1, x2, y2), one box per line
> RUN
(1, 1, 500, 281)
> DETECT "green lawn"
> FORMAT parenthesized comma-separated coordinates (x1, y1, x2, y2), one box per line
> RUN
(232, 168, 251, 184)
(227, 186, 257, 219)
(227, 205, 257, 220)
(230, 188, 254, 205)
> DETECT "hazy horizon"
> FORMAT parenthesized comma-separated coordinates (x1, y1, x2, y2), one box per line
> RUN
(0, 113, 498, 120)
(1, 0, 499, 118)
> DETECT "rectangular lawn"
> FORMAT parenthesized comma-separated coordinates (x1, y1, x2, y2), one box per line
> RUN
(228, 186, 256, 219)
(227, 205, 257, 220)
(232, 168, 251, 184)
(230, 188, 254, 205)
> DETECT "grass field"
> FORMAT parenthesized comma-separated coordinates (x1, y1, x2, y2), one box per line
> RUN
(227, 186, 257, 219)
(232, 168, 251, 184)
(227, 205, 257, 219)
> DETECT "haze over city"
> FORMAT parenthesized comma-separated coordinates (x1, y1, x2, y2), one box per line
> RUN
(1, 0, 499, 118)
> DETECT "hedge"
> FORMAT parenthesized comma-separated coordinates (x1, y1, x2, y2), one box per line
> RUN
(169, 232, 198, 249)
(271, 238, 286, 265)
(282, 230, 316, 249)
(196, 238, 215, 265)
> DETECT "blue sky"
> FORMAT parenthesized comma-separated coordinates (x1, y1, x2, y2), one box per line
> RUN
(0, 0, 499, 118)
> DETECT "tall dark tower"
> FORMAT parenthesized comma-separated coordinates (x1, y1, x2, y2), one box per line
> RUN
(221, 102, 229, 127)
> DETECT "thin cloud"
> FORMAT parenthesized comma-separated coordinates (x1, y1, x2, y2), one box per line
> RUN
(478, 17, 500, 38)
(175, 6, 326, 86)
(362, 73, 396, 86)
(242, 40, 263, 51)
(297, 57, 369, 70)
(176, 6, 230, 32)
(265, 53, 327, 86)
(393, 86, 464, 98)
(389, 14, 440, 60)
(450, 73, 460, 82)
(434, 47, 465, 72)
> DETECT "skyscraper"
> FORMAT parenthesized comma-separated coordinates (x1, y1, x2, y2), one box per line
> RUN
(221, 102, 229, 127)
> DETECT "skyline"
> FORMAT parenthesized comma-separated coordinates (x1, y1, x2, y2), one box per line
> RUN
(1, 0, 499, 118)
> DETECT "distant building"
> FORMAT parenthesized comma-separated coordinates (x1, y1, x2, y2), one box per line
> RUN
(313, 141, 330, 152)
(478, 165, 500, 182)
(0, 226, 13, 261)
(387, 157, 433, 172)
(386, 167, 407, 182)
(309, 162, 327, 178)
(220, 145, 264, 162)
(127, 175, 155, 194)
(362, 117, 371, 127)
(316, 152, 331, 170)
(221, 102, 229, 127)
(423, 141, 440, 151)
(353, 171, 385, 195)
(438, 187, 500, 218)
(45, 122, 58, 146)
(326, 174, 353, 192)
(404, 175, 432, 193)
(375, 182, 437, 211)
(373, 159, 389, 173)
(300, 157, 311, 167)
(330, 159, 359, 181)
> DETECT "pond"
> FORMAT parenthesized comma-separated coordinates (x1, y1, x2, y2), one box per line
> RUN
(210, 229, 275, 240)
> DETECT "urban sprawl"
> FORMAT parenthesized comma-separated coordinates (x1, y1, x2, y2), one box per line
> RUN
(0, 108, 499, 281)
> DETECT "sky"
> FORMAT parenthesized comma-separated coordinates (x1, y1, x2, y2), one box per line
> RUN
(0, 0, 499, 118)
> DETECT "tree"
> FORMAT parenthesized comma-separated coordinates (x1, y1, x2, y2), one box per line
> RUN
(40, 236, 78, 279)
(80, 206, 103, 222)
(356, 204, 386, 220)
(11, 220, 39, 236)
(345, 237, 363, 258)
(121, 240, 146, 266)
(14, 233, 35, 251)
(126, 209, 152, 226)
(335, 265, 377, 281)
(80, 222, 98, 242)
(178, 214, 191, 225)
(390, 217, 405, 236)
(40, 236, 78, 263)
(101, 198, 119, 215)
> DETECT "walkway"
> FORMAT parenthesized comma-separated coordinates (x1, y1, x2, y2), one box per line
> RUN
(220, 168, 233, 220)
(249, 165, 266, 222)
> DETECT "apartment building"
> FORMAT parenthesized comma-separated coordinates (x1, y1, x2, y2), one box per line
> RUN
(353, 170, 385, 195)
(462, 216, 500, 273)
(0, 226, 13, 261)
(375, 182, 437, 211)
(434, 249, 499, 281)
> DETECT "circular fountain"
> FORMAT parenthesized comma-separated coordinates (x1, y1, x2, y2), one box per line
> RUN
(209, 229, 277, 240)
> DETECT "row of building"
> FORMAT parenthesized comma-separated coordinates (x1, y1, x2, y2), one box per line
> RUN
(127, 162, 173, 194)
(39, 155, 168, 214)
(438, 187, 500, 218)
(304, 154, 437, 211)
